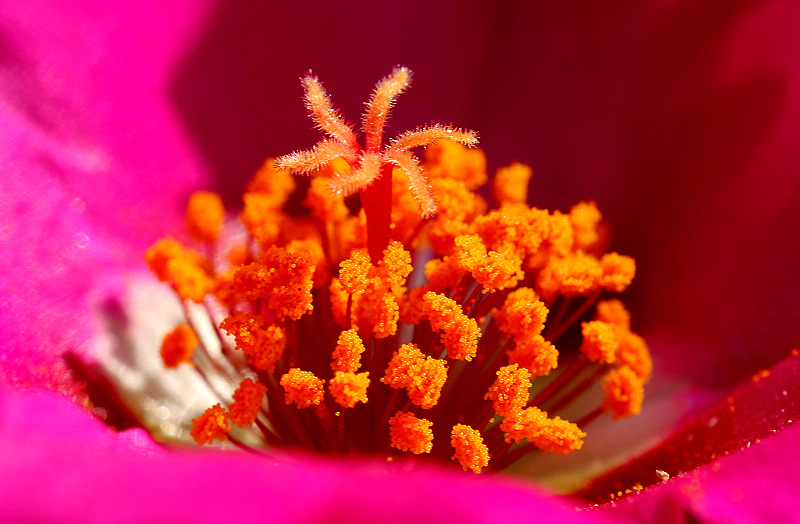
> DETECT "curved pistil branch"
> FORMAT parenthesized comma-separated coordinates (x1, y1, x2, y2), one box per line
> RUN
(363, 67, 412, 153)
(276, 68, 479, 259)
(301, 73, 359, 149)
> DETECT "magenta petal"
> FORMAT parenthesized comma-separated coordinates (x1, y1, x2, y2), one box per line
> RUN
(0, 386, 601, 524)
(0, 2, 215, 393)
(582, 349, 800, 503)
(600, 422, 800, 524)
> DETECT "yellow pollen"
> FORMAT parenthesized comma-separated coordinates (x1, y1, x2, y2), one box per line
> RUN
(338, 249, 372, 295)
(602, 366, 644, 419)
(331, 329, 366, 373)
(329, 371, 370, 408)
(540, 251, 602, 299)
(382, 343, 448, 409)
(599, 252, 636, 293)
(543, 211, 575, 257)
(507, 335, 559, 377)
(240, 193, 284, 247)
(616, 330, 652, 382)
(422, 291, 481, 361)
(377, 241, 413, 292)
(452, 234, 523, 293)
(451, 424, 490, 474)
(185, 191, 225, 243)
(160, 324, 198, 368)
(569, 201, 602, 252)
(190, 404, 231, 445)
(304, 174, 349, 223)
(580, 320, 619, 364)
(424, 138, 487, 190)
(595, 299, 631, 330)
(485, 364, 532, 417)
(492, 161, 532, 206)
(473, 206, 548, 261)
(246, 158, 296, 202)
(424, 257, 462, 293)
(228, 378, 267, 428)
(145, 238, 214, 302)
(233, 247, 314, 320)
(369, 292, 400, 338)
(388, 411, 433, 454)
(496, 287, 549, 340)
(500, 406, 585, 455)
(220, 312, 285, 372)
(280, 368, 325, 409)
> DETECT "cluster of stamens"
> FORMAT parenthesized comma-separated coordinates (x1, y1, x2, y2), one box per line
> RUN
(145, 68, 651, 474)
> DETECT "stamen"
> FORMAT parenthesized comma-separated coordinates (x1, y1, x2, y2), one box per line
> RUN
(569, 201, 602, 252)
(329, 371, 370, 408)
(228, 378, 267, 428)
(580, 320, 619, 364)
(500, 406, 585, 455)
(145, 239, 214, 302)
(191, 404, 231, 445)
(422, 292, 481, 361)
(485, 364, 532, 417)
(338, 249, 373, 295)
(331, 329, 366, 373)
(602, 367, 644, 420)
(496, 287, 549, 340)
(450, 424, 489, 473)
(595, 299, 631, 329)
(388, 411, 433, 454)
(186, 191, 225, 243)
(452, 234, 523, 293)
(507, 335, 559, 378)
(382, 343, 448, 409)
(160, 324, 198, 368)
(599, 253, 636, 293)
(491, 162, 532, 206)
(280, 368, 325, 409)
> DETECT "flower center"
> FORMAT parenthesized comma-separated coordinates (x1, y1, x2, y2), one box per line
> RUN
(141, 69, 651, 475)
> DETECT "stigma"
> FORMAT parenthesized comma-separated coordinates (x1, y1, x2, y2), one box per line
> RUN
(143, 69, 651, 474)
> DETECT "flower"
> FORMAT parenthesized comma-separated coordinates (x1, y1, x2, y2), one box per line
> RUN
(1, 1, 799, 523)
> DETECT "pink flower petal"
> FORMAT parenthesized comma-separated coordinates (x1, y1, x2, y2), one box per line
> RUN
(599, 420, 800, 524)
(583, 349, 800, 507)
(0, 385, 600, 524)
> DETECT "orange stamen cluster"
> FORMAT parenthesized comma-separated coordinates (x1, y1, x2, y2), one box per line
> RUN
(422, 292, 481, 361)
(602, 367, 644, 420)
(160, 324, 198, 368)
(145, 238, 214, 302)
(329, 372, 370, 408)
(382, 344, 448, 409)
(451, 424, 490, 473)
(146, 69, 650, 476)
(331, 329, 366, 373)
(228, 378, 268, 427)
(280, 368, 325, 408)
(190, 404, 231, 445)
(389, 411, 434, 454)
(186, 191, 225, 243)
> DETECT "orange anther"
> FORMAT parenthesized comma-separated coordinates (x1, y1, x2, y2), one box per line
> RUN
(280, 368, 325, 409)
(451, 424, 490, 473)
(190, 404, 230, 445)
(388, 411, 434, 454)
(228, 378, 267, 428)
(160, 324, 198, 368)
